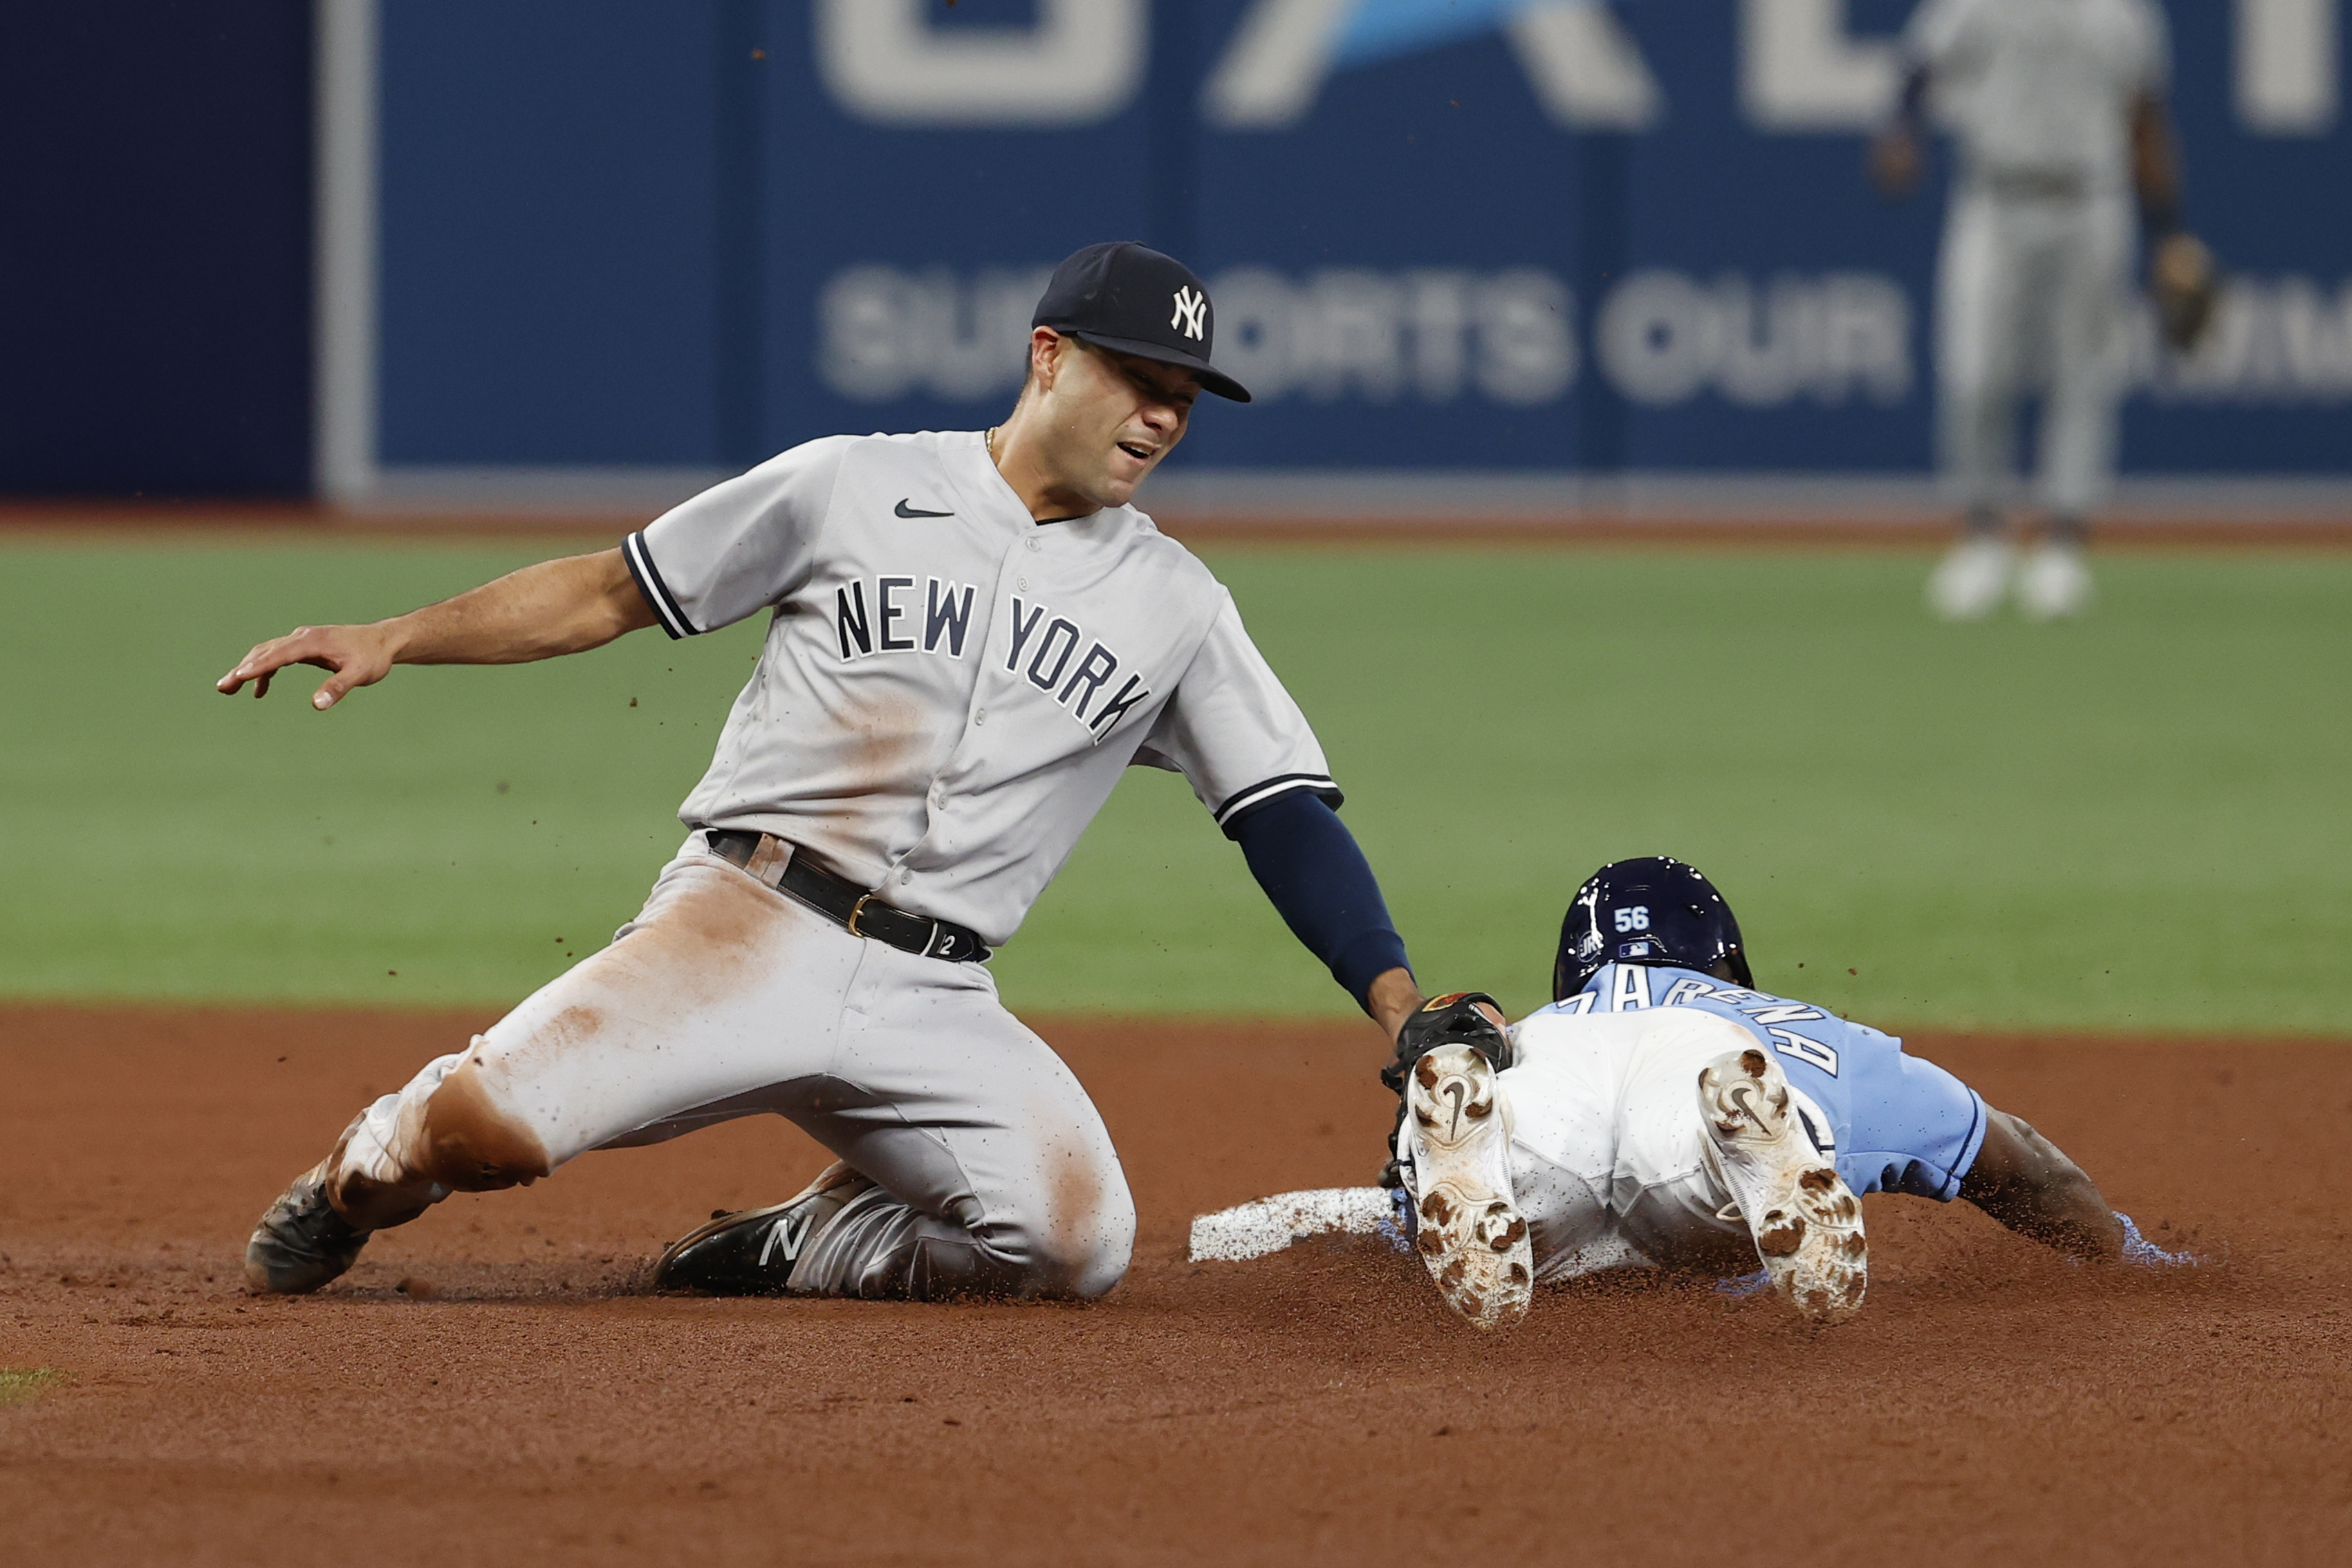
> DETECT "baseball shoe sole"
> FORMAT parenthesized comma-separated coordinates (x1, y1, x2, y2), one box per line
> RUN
(244, 1168, 371, 1294)
(1698, 1047, 1866, 1324)
(1401, 1044, 1532, 1332)
(653, 1161, 876, 1296)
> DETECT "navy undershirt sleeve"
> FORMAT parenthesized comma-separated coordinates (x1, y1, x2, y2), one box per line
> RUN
(1226, 791, 1411, 1014)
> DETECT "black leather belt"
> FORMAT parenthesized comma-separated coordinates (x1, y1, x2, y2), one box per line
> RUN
(702, 829, 991, 963)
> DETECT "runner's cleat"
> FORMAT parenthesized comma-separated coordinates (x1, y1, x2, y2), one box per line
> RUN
(654, 1162, 877, 1295)
(1399, 1044, 1532, 1331)
(1697, 1047, 1867, 1324)
(244, 1168, 371, 1294)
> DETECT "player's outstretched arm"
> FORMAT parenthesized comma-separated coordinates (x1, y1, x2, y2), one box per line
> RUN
(1958, 1108, 2124, 1260)
(215, 546, 658, 710)
(1225, 792, 1423, 1036)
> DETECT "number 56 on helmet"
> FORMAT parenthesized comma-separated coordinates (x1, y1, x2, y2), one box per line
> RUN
(1554, 856, 1754, 1001)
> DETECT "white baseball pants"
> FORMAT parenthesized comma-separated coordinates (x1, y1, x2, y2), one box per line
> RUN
(1935, 186, 2135, 518)
(318, 836, 1135, 1299)
(1501, 1009, 1830, 1282)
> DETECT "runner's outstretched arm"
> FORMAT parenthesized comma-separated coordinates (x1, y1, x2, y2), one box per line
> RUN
(1959, 1108, 2125, 1259)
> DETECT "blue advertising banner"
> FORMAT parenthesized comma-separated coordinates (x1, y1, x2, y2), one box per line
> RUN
(375, 1, 2351, 480)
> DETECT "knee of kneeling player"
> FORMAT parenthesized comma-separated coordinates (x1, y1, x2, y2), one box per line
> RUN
(990, 1168, 1136, 1300)
(417, 1062, 554, 1193)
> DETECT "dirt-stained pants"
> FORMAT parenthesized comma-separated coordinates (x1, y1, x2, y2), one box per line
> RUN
(317, 837, 1135, 1300)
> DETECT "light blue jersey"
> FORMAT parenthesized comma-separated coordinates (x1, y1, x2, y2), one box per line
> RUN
(1531, 963, 1988, 1200)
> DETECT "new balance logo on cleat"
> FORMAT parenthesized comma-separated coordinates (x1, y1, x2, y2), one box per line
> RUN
(757, 1208, 820, 1269)
(651, 1164, 878, 1296)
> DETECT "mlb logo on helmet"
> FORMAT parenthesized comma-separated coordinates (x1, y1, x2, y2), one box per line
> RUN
(1619, 940, 1653, 959)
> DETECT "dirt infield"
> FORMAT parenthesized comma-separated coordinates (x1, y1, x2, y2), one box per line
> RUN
(2, 1005, 2346, 1566)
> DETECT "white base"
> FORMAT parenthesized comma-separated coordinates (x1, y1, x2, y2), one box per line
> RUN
(1187, 1187, 1394, 1263)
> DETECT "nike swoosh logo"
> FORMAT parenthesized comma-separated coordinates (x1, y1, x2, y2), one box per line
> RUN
(894, 499, 953, 518)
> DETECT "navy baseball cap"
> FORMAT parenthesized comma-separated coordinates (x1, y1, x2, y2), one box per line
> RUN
(1031, 241, 1250, 402)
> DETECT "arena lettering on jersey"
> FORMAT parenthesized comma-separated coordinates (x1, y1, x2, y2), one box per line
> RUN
(1007, 595, 1150, 740)
(1766, 1027, 1840, 1076)
(1609, 965, 1651, 1011)
(1577, 965, 1845, 1075)
(834, 575, 979, 662)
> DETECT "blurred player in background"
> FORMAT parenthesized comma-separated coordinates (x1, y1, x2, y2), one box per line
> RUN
(1873, 0, 2216, 622)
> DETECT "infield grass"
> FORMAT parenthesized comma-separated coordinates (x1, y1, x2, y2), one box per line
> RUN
(3, 535, 2347, 1033)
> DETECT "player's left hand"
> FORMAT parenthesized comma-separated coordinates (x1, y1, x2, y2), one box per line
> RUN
(216, 622, 400, 710)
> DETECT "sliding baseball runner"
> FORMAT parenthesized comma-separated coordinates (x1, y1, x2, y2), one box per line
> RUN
(223, 242, 1432, 1301)
(1377, 859, 2136, 1330)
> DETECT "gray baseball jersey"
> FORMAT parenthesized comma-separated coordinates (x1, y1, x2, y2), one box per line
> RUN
(622, 428, 1337, 945)
(1905, 0, 2169, 194)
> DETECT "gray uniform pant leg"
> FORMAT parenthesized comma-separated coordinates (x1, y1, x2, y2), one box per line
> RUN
(1936, 187, 2027, 514)
(2035, 193, 2131, 517)
(1936, 188, 2132, 519)
(322, 847, 1134, 1300)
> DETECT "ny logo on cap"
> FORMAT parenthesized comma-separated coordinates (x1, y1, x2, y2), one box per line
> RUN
(1171, 285, 1207, 341)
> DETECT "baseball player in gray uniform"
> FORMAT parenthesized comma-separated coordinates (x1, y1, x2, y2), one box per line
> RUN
(221, 243, 1432, 1302)
(1873, 0, 2203, 622)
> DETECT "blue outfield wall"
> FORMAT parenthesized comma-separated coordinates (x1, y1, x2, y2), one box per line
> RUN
(0, 3, 314, 497)
(377, 0, 2352, 481)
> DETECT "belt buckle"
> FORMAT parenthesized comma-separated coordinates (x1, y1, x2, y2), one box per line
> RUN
(846, 892, 876, 940)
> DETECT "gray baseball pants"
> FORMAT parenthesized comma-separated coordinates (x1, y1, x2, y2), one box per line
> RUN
(1936, 185, 2134, 519)
(316, 835, 1135, 1300)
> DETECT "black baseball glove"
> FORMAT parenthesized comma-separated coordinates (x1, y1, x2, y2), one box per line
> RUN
(2151, 231, 2220, 353)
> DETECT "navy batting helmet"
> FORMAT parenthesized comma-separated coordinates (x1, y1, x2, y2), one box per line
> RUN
(1553, 857, 1754, 1002)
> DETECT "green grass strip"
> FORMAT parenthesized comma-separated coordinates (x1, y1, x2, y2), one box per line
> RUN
(3, 537, 2348, 1033)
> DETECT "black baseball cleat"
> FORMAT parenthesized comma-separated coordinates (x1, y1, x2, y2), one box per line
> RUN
(654, 1163, 876, 1295)
(244, 1170, 371, 1294)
